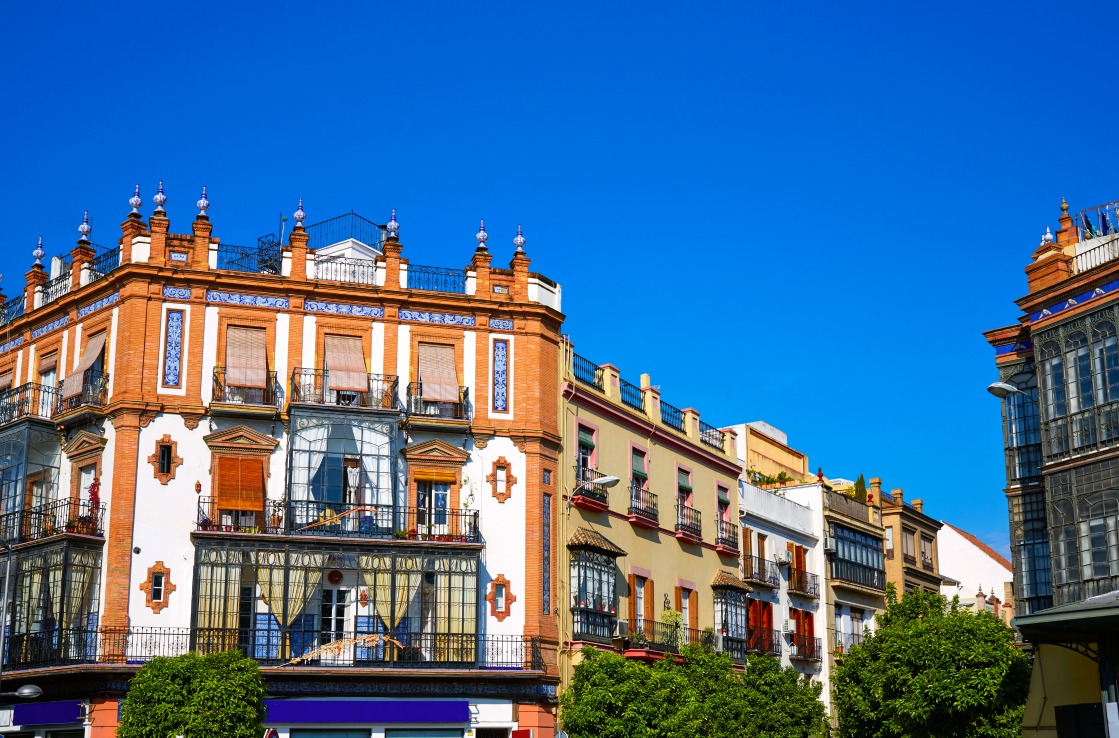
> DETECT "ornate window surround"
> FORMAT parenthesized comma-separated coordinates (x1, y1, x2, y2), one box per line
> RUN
(139, 560, 177, 614)
(486, 456, 517, 504)
(148, 434, 183, 485)
(486, 573, 516, 621)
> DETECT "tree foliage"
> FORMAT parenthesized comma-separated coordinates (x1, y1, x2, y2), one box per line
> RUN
(851, 473, 868, 501)
(832, 587, 1030, 738)
(560, 644, 826, 738)
(118, 650, 266, 738)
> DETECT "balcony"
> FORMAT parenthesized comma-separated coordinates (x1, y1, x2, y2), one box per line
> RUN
(306, 211, 385, 251)
(196, 498, 481, 543)
(921, 553, 935, 572)
(571, 607, 617, 643)
(746, 626, 782, 657)
(1, 625, 542, 672)
(314, 255, 379, 286)
(661, 401, 685, 432)
(831, 628, 865, 655)
(54, 370, 109, 423)
(571, 466, 611, 513)
(572, 353, 603, 392)
(406, 382, 469, 422)
(715, 519, 739, 556)
(0, 498, 105, 544)
(87, 246, 120, 283)
(216, 241, 282, 275)
(619, 377, 644, 411)
(0, 383, 58, 425)
(211, 368, 280, 416)
(787, 567, 820, 599)
(290, 368, 398, 411)
(626, 481, 658, 528)
(0, 294, 24, 326)
(743, 555, 780, 588)
(699, 420, 723, 450)
(825, 489, 874, 524)
(625, 620, 710, 657)
(830, 559, 886, 591)
(719, 634, 748, 664)
(42, 270, 71, 306)
(788, 633, 822, 662)
(675, 504, 702, 543)
(407, 264, 467, 294)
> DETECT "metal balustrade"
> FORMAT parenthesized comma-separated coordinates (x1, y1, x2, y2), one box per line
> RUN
(573, 466, 611, 507)
(742, 555, 781, 587)
(314, 255, 379, 285)
(619, 377, 644, 410)
(42, 271, 70, 305)
(572, 353, 603, 391)
(787, 566, 820, 598)
(306, 211, 385, 250)
(715, 519, 739, 549)
(407, 265, 467, 293)
(55, 370, 109, 415)
(212, 368, 280, 408)
(0, 498, 105, 544)
(627, 482, 658, 523)
(699, 420, 723, 449)
(746, 626, 782, 656)
(291, 368, 398, 410)
(661, 401, 684, 431)
(406, 382, 469, 420)
(0, 383, 58, 424)
(788, 633, 823, 661)
(675, 504, 702, 539)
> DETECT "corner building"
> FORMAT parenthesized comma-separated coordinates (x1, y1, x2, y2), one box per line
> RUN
(0, 190, 564, 738)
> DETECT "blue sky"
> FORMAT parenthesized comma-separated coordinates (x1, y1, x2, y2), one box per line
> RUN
(5, 1, 1117, 556)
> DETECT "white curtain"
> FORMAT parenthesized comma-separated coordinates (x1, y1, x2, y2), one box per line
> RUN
(291, 424, 330, 527)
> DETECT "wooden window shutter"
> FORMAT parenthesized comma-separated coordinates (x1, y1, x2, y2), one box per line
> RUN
(628, 574, 637, 624)
(417, 343, 459, 401)
(688, 590, 698, 629)
(742, 527, 752, 558)
(226, 327, 268, 388)
(324, 335, 368, 391)
(757, 535, 766, 562)
(795, 545, 806, 570)
(643, 579, 655, 623)
(215, 456, 265, 512)
(674, 587, 682, 612)
(0, 372, 11, 390)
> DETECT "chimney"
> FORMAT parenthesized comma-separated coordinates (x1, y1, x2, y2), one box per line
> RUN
(892, 488, 904, 506)
(912, 498, 923, 513)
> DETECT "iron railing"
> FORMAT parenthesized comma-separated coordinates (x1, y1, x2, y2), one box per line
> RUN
(675, 504, 702, 539)
(831, 628, 865, 653)
(2, 625, 540, 671)
(627, 482, 658, 523)
(284, 502, 481, 543)
(88, 246, 120, 282)
(1075, 235, 1119, 272)
(406, 382, 469, 420)
(572, 354, 603, 391)
(715, 519, 739, 549)
(212, 368, 280, 408)
(720, 634, 748, 664)
(788, 633, 822, 661)
(55, 370, 109, 415)
(746, 626, 781, 656)
(787, 567, 820, 598)
(1041, 402, 1119, 462)
(197, 498, 286, 534)
(0, 294, 24, 325)
(305, 211, 385, 251)
(572, 608, 616, 642)
(825, 489, 873, 522)
(42, 271, 71, 305)
(619, 378, 644, 411)
(573, 466, 611, 507)
(0, 498, 105, 544)
(314, 255, 379, 285)
(407, 265, 467, 294)
(830, 559, 886, 590)
(699, 420, 723, 450)
(661, 401, 684, 431)
(216, 242, 282, 274)
(290, 368, 398, 410)
(0, 383, 59, 424)
(743, 556, 780, 587)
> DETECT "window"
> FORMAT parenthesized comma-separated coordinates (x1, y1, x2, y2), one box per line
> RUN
(713, 588, 747, 640)
(631, 449, 647, 487)
(139, 561, 175, 614)
(214, 456, 265, 526)
(1039, 340, 1068, 421)
(742, 527, 753, 559)
(61, 333, 107, 401)
(677, 469, 692, 506)
(1093, 322, 1119, 405)
(415, 343, 461, 416)
(151, 572, 164, 602)
(148, 434, 182, 485)
(223, 326, 270, 403)
(495, 584, 506, 612)
(1065, 332, 1095, 415)
(38, 353, 58, 417)
(324, 335, 368, 403)
(633, 575, 648, 628)
(676, 586, 698, 631)
(920, 536, 934, 569)
(158, 445, 173, 474)
(757, 533, 767, 563)
(543, 469, 552, 485)
(487, 457, 516, 503)
(717, 485, 730, 520)
(577, 427, 595, 481)
(902, 529, 916, 563)
(570, 548, 618, 640)
(884, 527, 894, 559)
(487, 574, 515, 621)
(830, 524, 885, 589)
(417, 480, 450, 528)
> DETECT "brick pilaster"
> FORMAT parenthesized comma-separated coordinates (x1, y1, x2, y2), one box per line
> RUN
(70, 240, 96, 290)
(120, 214, 145, 264)
(382, 236, 402, 291)
(24, 265, 46, 314)
(472, 247, 493, 295)
(510, 252, 530, 301)
(102, 409, 143, 648)
(192, 215, 213, 271)
(289, 225, 309, 281)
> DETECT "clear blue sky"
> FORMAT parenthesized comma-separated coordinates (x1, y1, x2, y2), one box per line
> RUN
(5, 1, 1116, 556)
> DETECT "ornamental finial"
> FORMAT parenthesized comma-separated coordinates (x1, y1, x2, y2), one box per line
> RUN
(33, 237, 45, 266)
(129, 184, 142, 214)
(196, 186, 210, 216)
(294, 198, 305, 226)
(386, 208, 399, 239)
(476, 219, 488, 248)
(78, 210, 92, 242)
(153, 180, 167, 212)
(513, 223, 526, 254)
(1040, 226, 1054, 246)
(1061, 197, 1070, 214)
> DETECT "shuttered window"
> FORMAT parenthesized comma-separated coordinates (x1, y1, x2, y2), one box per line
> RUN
(225, 327, 268, 388)
(417, 343, 459, 401)
(38, 353, 58, 374)
(324, 335, 367, 391)
(62, 333, 107, 398)
(214, 456, 265, 512)
(0, 372, 11, 390)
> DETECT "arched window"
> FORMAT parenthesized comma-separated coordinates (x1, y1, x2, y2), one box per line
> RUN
(1064, 332, 1094, 413)
(1039, 341, 1067, 421)
(1093, 321, 1119, 405)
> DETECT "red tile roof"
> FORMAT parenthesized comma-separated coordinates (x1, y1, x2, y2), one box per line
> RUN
(944, 523, 1011, 570)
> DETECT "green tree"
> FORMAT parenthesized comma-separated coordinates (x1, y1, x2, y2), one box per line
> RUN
(560, 644, 826, 738)
(118, 651, 266, 738)
(832, 587, 1030, 738)
(851, 473, 867, 501)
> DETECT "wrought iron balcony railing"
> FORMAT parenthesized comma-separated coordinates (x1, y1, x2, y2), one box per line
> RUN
(571, 607, 617, 642)
(212, 368, 280, 408)
(788, 633, 823, 662)
(290, 368, 398, 410)
(2, 625, 542, 672)
(572, 353, 603, 391)
(573, 466, 611, 507)
(699, 420, 723, 450)
(661, 401, 685, 431)
(619, 377, 644, 411)
(407, 265, 467, 294)
(675, 504, 702, 539)
(42, 270, 71, 306)
(715, 519, 739, 549)
(305, 211, 386, 250)
(0, 498, 105, 544)
(787, 566, 820, 599)
(314, 255, 379, 285)
(831, 628, 865, 653)
(746, 626, 782, 656)
(216, 242, 282, 274)
(88, 246, 120, 282)
(55, 370, 109, 415)
(743, 556, 780, 588)
(0, 294, 24, 326)
(0, 383, 58, 424)
(627, 482, 658, 522)
(406, 382, 469, 420)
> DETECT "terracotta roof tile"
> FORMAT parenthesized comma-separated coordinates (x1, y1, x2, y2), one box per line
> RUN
(711, 570, 752, 592)
(944, 523, 1012, 571)
(568, 527, 626, 556)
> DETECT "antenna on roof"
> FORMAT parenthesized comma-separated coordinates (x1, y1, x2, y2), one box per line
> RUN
(279, 213, 289, 244)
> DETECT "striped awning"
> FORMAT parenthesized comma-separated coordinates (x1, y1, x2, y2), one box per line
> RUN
(61, 333, 106, 399)
(325, 335, 367, 391)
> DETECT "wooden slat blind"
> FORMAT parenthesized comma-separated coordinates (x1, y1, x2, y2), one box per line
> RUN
(214, 456, 265, 512)
(226, 327, 268, 388)
(324, 335, 367, 391)
(418, 343, 458, 401)
(62, 332, 106, 398)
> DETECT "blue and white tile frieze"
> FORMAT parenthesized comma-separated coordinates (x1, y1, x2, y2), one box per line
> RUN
(77, 291, 120, 319)
(489, 318, 514, 331)
(163, 310, 184, 387)
(398, 309, 475, 326)
(492, 339, 509, 412)
(163, 286, 192, 300)
(304, 301, 384, 318)
(31, 315, 70, 340)
(1030, 277, 1119, 323)
(206, 290, 289, 309)
(0, 337, 23, 354)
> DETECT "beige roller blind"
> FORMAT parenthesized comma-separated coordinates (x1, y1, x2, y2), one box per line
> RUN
(62, 333, 106, 398)
(225, 327, 268, 388)
(418, 343, 459, 401)
(38, 353, 57, 374)
(0, 372, 11, 390)
(324, 335, 368, 391)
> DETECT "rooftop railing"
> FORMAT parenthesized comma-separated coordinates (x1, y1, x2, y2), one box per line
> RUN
(0, 294, 24, 325)
(407, 264, 467, 294)
(699, 420, 723, 449)
(314, 255, 379, 285)
(87, 245, 120, 282)
(42, 270, 70, 306)
(216, 242, 282, 274)
(619, 377, 644, 411)
(305, 211, 385, 250)
(661, 401, 684, 432)
(572, 354, 604, 391)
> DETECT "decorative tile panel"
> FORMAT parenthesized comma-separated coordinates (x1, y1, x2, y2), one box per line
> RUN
(398, 309, 475, 326)
(163, 286, 192, 300)
(543, 497, 551, 615)
(31, 315, 69, 340)
(1030, 277, 1119, 323)
(994, 341, 1032, 356)
(492, 339, 509, 412)
(163, 310, 184, 387)
(169, 252, 189, 262)
(304, 301, 384, 318)
(206, 290, 289, 309)
(0, 337, 23, 354)
(489, 318, 514, 331)
(77, 291, 120, 319)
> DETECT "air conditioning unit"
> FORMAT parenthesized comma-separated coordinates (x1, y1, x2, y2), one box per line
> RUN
(613, 619, 629, 639)
(824, 537, 837, 555)
(778, 550, 793, 565)
(783, 619, 794, 634)
(713, 633, 724, 652)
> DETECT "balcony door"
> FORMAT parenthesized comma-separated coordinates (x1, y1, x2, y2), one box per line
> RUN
(417, 481, 449, 536)
(320, 587, 354, 665)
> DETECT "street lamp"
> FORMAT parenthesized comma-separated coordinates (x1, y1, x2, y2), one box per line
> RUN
(0, 685, 41, 699)
(987, 381, 1025, 399)
(574, 474, 620, 492)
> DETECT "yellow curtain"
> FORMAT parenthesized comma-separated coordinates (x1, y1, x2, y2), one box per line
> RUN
(260, 551, 323, 658)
